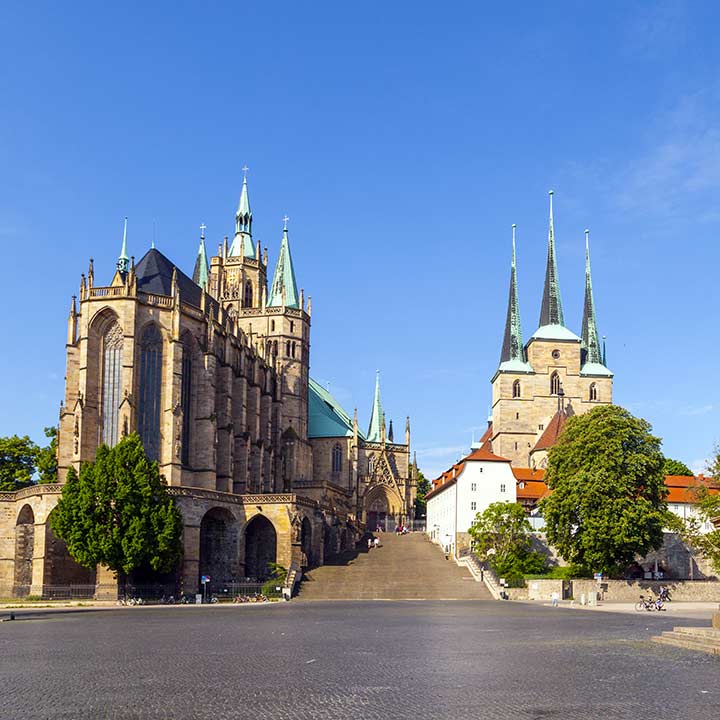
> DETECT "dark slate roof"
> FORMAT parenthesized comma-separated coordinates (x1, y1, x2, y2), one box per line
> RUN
(135, 248, 203, 308)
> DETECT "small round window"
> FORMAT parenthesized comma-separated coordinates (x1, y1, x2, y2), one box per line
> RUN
(552, 349, 560, 359)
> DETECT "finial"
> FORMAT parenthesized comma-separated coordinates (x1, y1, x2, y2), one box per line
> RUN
(152, 219, 156, 249)
(242, 164, 249, 180)
(585, 228, 590, 249)
(283, 214, 289, 231)
(548, 190, 554, 218)
(200, 223, 206, 240)
(511, 224, 517, 263)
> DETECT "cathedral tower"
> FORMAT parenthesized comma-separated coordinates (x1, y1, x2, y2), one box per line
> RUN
(490, 193, 613, 467)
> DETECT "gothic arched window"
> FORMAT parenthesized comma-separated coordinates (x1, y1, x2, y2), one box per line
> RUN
(589, 382, 598, 401)
(180, 334, 194, 467)
(273, 340, 278, 356)
(286, 341, 291, 357)
(101, 321, 123, 447)
(332, 444, 342, 473)
(512, 379, 521, 398)
(244, 281, 253, 308)
(550, 371, 561, 396)
(291, 342, 296, 358)
(138, 324, 163, 462)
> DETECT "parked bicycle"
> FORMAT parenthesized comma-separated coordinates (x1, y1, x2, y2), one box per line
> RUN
(635, 595, 666, 612)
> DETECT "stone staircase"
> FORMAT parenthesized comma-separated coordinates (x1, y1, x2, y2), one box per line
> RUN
(296, 532, 493, 601)
(652, 627, 720, 655)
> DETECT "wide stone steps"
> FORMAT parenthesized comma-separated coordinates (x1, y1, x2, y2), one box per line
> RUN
(652, 627, 720, 655)
(297, 532, 493, 601)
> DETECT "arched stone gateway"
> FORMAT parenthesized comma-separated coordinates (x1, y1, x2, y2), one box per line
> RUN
(300, 516, 313, 568)
(199, 507, 239, 588)
(244, 515, 277, 580)
(365, 484, 404, 532)
(14, 505, 35, 597)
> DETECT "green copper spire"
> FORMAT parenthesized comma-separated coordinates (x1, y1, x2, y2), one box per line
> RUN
(581, 230, 602, 365)
(366, 370, 384, 442)
(499, 224, 533, 372)
(267, 217, 300, 308)
(192, 223, 209, 289)
(229, 166, 256, 258)
(538, 191, 565, 328)
(117, 217, 129, 274)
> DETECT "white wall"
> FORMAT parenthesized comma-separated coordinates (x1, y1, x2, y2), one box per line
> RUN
(427, 459, 517, 554)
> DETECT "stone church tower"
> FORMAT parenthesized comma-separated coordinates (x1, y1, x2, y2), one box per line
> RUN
(489, 192, 613, 468)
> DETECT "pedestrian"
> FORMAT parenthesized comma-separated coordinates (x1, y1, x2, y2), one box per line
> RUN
(551, 591, 559, 607)
(367, 536, 373, 551)
(373, 536, 380, 549)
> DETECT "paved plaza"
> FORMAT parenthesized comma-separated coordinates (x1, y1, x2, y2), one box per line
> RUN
(1, 600, 719, 719)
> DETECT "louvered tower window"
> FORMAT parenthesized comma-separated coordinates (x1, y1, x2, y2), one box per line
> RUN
(550, 372, 561, 395)
(138, 325, 163, 462)
(513, 380, 521, 398)
(589, 383, 598, 401)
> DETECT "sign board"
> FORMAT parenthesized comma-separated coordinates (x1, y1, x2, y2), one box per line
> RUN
(201, 575, 210, 584)
(593, 573, 603, 581)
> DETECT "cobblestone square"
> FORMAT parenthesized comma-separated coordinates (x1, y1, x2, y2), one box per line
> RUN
(1, 601, 719, 719)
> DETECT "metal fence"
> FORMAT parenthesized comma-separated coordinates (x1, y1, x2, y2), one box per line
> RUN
(38, 585, 97, 600)
(212, 582, 282, 600)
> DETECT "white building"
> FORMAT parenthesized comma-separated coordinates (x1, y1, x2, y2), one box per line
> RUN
(426, 447, 518, 555)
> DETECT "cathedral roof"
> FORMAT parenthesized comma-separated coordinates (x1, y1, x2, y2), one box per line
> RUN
(135, 248, 203, 307)
(538, 191, 565, 329)
(308, 378, 365, 439)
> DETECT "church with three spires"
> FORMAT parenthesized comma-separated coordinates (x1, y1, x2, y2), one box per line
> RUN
(0, 174, 415, 599)
(484, 191, 613, 471)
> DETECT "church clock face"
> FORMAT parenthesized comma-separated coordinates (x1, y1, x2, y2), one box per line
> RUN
(552, 349, 560, 359)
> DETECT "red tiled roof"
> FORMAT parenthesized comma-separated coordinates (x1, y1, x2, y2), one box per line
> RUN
(464, 446, 511, 463)
(516, 480, 550, 501)
(512, 467, 546, 482)
(532, 410, 568, 452)
(478, 423, 493, 451)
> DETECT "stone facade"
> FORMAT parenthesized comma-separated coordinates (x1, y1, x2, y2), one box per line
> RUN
(0, 180, 414, 598)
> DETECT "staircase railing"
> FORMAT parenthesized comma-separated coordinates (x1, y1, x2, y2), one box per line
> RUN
(282, 562, 301, 600)
(455, 549, 504, 600)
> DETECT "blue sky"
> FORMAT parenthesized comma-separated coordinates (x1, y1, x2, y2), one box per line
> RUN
(1, 1, 719, 478)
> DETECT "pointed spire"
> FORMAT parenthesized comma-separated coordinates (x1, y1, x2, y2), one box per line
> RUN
(602, 336, 607, 366)
(388, 419, 394, 443)
(367, 370, 384, 442)
(581, 229, 603, 366)
(499, 224, 529, 368)
(267, 219, 300, 308)
(192, 223, 210, 289)
(229, 166, 255, 258)
(539, 191, 565, 328)
(117, 217, 129, 274)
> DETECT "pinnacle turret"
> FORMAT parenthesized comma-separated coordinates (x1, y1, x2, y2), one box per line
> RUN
(116, 217, 129, 275)
(367, 370, 384, 442)
(229, 167, 256, 258)
(267, 218, 300, 308)
(499, 225, 532, 373)
(581, 230, 606, 370)
(192, 223, 209, 289)
(538, 191, 564, 328)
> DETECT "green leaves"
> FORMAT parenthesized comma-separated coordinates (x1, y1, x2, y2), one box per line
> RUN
(541, 405, 666, 575)
(0, 427, 58, 490)
(50, 434, 183, 575)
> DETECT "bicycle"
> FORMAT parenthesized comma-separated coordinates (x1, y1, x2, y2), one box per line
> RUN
(635, 595, 656, 611)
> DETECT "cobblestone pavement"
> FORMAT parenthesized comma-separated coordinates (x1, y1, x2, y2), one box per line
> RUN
(1, 601, 718, 719)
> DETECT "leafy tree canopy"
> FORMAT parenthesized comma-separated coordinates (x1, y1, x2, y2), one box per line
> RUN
(469, 501, 546, 577)
(414, 469, 431, 518)
(540, 405, 667, 576)
(662, 457, 693, 477)
(0, 435, 38, 491)
(50, 434, 183, 575)
(37, 426, 58, 484)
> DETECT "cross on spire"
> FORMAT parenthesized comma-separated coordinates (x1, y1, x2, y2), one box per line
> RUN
(283, 214, 289, 230)
(200, 223, 206, 239)
(242, 164, 249, 179)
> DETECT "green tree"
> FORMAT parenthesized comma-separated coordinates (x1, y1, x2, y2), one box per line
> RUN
(50, 434, 183, 575)
(37, 426, 58, 484)
(414, 469, 431, 518)
(468, 501, 546, 577)
(0, 435, 38, 491)
(662, 457, 693, 477)
(541, 405, 667, 576)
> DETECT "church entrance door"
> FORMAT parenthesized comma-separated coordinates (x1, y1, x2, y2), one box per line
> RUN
(367, 494, 395, 532)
